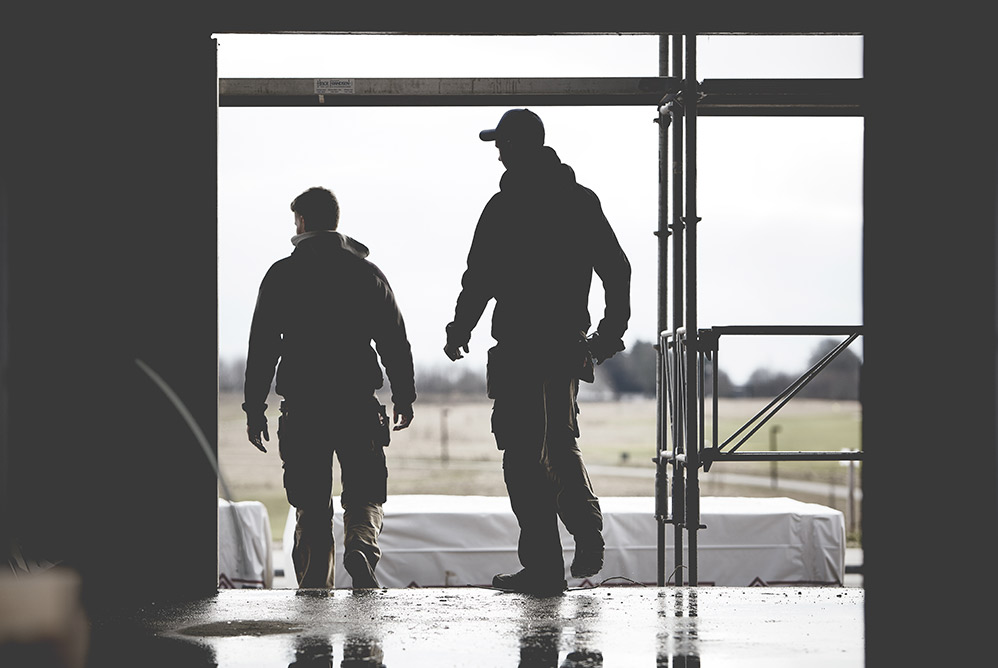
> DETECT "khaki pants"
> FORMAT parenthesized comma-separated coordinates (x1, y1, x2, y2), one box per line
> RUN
(278, 397, 387, 588)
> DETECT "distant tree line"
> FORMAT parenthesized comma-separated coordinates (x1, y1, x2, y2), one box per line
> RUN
(217, 338, 861, 400)
(596, 338, 861, 400)
(217, 357, 487, 397)
(734, 339, 862, 400)
(410, 365, 488, 398)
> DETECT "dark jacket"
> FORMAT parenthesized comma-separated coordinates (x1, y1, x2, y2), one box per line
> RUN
(243, 231, 416, 413)
(448, 146, 631, 355)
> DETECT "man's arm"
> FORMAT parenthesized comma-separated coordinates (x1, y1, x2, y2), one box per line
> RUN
(370, 270, 416, 430)
(588, 191, 631, 362)
(445, 197, 501, 361)
(243, 266, 283, 451)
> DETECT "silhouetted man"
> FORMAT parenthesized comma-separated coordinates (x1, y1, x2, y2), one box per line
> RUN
(244, 186, 415, 589)
(444, 109, 631, 594)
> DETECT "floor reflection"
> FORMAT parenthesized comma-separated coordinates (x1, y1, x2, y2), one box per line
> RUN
(342, 633, 385, 668)
(514, 593, 606, 668)
(516, 595, 564, 667)
(289, 635, 333, 668)
(287, 633, 385, 668)
(657, 589, 700, 667)
(563, 594, 603, 668)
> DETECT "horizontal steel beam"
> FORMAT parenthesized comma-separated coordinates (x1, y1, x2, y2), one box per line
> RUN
(708, 450, 864, 462)
(704, 325, 864, 336)
(218, 77, 863, 115)
(219, 77, 680, 107)
(699, 78, 862, 116)
(664, 449, 863, 462)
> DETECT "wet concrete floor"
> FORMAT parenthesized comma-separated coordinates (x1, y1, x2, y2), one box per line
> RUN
(87, 585, 864, 667)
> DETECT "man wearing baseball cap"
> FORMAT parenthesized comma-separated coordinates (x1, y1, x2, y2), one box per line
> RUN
(444, 108, 631, 594)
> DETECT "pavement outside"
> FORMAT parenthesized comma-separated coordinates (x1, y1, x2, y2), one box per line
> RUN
(85, 585, 864, 667)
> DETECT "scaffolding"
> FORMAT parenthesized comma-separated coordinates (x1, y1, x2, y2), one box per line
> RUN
(218, 33, 864, 586)
(651, 35, 863, 586)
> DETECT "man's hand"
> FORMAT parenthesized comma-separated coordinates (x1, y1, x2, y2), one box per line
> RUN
(393, 406, 413, 431)
(444, 341, 469, 361)
(242, 403, 270, 452)
(247, 425, 269, 452)
(588, 331, 626, 365)
(444, 322, 470, 361)
(246, 413, 269, 452)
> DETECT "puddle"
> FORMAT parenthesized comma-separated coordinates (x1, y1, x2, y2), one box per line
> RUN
(179, 620, 303, 637)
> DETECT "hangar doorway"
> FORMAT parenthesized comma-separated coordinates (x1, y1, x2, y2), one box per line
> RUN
(215, 34, 863, 588)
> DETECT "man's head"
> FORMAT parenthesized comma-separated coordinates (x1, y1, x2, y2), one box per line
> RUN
(480, 109, 545, 168)
(290, 187, 340, 233)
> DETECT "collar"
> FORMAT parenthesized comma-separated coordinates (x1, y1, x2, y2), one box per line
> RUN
(291, 230, 336, 247)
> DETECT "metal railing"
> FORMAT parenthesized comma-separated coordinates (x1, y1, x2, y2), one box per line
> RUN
(655, 325, 863, 585)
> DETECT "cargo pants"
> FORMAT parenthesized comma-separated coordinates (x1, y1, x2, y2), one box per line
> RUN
(489, 345, 603, 580)
(277, 396, 388, 588)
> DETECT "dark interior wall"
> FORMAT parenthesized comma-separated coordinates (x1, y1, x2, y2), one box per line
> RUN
(862, 20, 998, 664)
(2, 7, 219, 605)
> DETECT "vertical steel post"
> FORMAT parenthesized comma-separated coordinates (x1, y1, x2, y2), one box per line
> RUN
(712, 343, 719, 454)
(655, 34, 671, 587)
(670, 33, 686, 585)
(698, 346, 706, 469)
(770, 425, 782, 489)
(683, 32, 701, 586)
(847, 460, 856, 534)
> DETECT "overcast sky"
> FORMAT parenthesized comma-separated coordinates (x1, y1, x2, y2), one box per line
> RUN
(215, 34, 863, 384)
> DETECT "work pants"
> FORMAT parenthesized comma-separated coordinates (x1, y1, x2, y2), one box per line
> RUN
(493, 374, 603, 578)
(278, 396, 388, 588)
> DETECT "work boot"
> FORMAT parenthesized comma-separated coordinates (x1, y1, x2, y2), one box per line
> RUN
(344, 550, 380, 589)
(492, 569, 567, 595)
(570, 537, 605, 578)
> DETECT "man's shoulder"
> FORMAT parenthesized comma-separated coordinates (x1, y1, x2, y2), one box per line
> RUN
(482, 190, 506, 208)
(261, 255, 294, 279)
(336, 252, 392, 288)
(571, 181, 601, 203)
(358, 255, 390, 283)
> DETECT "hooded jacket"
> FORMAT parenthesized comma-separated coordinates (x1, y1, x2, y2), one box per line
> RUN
(243, 231, 416, 413)
(449, 146, 631, 355)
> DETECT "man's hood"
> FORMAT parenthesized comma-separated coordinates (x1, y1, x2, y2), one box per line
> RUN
(499, 146, 578, 194)
(290, 230, 370, 259)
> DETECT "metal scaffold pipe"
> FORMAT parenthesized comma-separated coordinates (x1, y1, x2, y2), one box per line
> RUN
(670, 33, 686, 586)
(654, 33, 671, 588)
(683, 32, 701, 587)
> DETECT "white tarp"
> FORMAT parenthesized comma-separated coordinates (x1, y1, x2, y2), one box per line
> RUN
(218, 498, 273, 589)
(282, 495, 844, 588)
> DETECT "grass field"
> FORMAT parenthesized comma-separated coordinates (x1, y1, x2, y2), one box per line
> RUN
(218, 392, 862, 542)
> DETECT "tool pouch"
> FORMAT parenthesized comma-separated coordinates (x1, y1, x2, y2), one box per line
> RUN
(373, 403, 391, 447)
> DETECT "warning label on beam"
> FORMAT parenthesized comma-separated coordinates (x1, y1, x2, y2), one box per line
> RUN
(314, 79, 355, 95)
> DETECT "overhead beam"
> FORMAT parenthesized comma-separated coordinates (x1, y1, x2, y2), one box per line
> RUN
(218, 77, 863, 116)
(699, 78, 863, 116)
(219, 77, 680, 107)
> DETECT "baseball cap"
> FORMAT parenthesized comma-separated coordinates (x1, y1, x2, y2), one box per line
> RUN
(479, 108, 545, 145)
